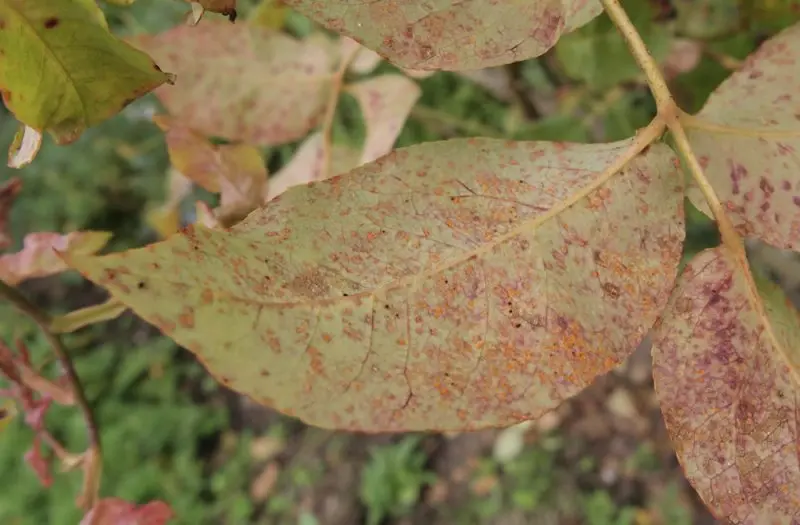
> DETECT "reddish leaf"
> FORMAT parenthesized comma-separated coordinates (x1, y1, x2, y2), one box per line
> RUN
(282, 0, 602, 70)
(652, 246, 800, 522)
(347, 74, 421, 165)
(684, 23, 800, 251)
(80, 498, 174, 525)
(66, 138, 684, 432)
(0, 177, 22, 250)
(0, 231, 110, 285)
(131, 23, 334, 145)
(25, 438, 53, 487)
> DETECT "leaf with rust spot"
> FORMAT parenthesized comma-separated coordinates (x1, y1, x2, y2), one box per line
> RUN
(347, 74, 421, 165)
(283, 0, 602, 70)
(652, 246, 800, 523)
(66, 138, 684, 432)
(0, 0, 171, 158)
(684, 23, 800, 251)
(0, 231, 110, 285)
(131, 22, 334, 145)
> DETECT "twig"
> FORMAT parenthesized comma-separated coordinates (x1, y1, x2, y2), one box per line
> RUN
(319, 45, 359, 180)
(702, 46, 743, 71)
(0, 280, 101, 509)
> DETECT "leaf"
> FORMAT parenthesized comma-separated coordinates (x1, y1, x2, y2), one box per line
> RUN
(684, 23, 800, 251)
(264, 131, 359, 202)
(131, 23, 334, 145)
(0, 177, 21, 250)
(347, 75, 421, 165)
(7, 124, 42, 169)
(0, 231, 110, 285)
(282, 0, 603, 70)
(673, 0, 741, 39)
(66, 137, 685, 432)
(145, 169, 194, 239)
(154, 116, 268, 226)
(0, 0, 172, 149)
(80, 498, 174, 525)
(652, 246, 800, 523)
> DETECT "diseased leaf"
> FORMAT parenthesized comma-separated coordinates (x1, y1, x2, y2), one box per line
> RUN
(652, 246, 800, 523)
(131, 23, 334, 145)
(684, 23, 800, 251)
(264, 132, 359, 202)
(0, 0, 171, 150)
(282, 0, 603, 70)
(347, 74, 421, 165)
(0, 231, 110, 285)
(0, 177, 22, 250)
(80, 498, 174, 525)
(66, 138, 684, 432)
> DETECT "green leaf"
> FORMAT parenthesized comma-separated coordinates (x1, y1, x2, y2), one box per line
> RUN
(673, 0, 741, 39)
(555, 0, 673, 90)
(65, 138, 684, 432)
(129, 22, 335, 145)
(281, 0, 603, 70)
(0, 0, 171, 151)
(652, 246, 800, 523)
(684, 23, 800, 251)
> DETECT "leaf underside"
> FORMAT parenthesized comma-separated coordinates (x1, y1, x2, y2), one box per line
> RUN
(282, 0, 603, 70)
(652, 246, 800, 523)
(685, 23, 800, 251)
(66, 138, 685, 432)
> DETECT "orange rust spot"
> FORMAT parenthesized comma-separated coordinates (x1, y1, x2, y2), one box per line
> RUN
(178, 307, 195, 328)
(322, 333, 333, 343)
(200, 288, 214, 305)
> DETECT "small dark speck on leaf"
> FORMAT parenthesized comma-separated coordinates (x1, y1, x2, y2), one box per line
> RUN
(137, 281, 146, 289)
(44, 17, 59, 29)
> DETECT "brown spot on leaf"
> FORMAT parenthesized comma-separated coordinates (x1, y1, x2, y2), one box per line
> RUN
(43, 18, 59, 29)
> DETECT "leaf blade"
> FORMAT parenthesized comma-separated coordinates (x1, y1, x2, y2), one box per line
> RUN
(652, 246, 800, 523)
(282, 0, 602, 70)
(684, 23, 800, 251)
(66, 138, 684, 431)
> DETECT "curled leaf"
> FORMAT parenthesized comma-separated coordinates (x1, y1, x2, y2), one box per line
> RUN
(652, 246, 800, 523)
(185, 0, 237, 22)
(347, 74, 421, 165)
(0, 0, 172, 149)
(66, 138, 684, 432)
(132, 23, 334, 145)
(283, 0, 602, 70)
(7, 124, 42, 169)
(0, 231, 111, 285)
(684, 23, 800, 251)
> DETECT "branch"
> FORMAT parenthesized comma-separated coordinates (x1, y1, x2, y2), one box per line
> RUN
(598, 0, 744, 255)
(0, 279, 101, 509)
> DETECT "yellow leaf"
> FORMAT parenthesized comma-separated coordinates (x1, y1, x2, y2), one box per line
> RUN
(0, 0, 172, 155)
(248, 0, 286, 29)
